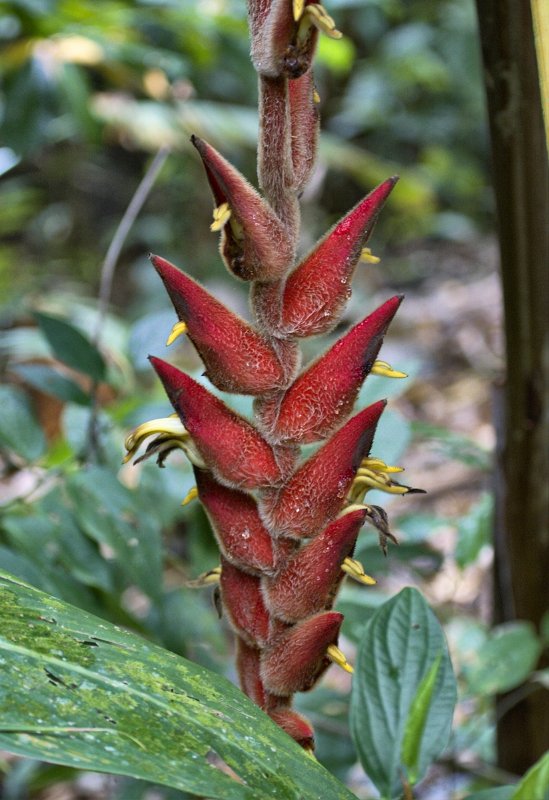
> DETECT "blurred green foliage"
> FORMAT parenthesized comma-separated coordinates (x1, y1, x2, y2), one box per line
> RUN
(0, 0, 488, 312)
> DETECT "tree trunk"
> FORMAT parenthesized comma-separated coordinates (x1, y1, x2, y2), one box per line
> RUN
(475, 0, 549, 774)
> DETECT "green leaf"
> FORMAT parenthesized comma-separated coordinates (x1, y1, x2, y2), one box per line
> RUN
(12, 363, 90, 405)
(465, 622, 542, 695)
(401, 653, 442, 782)
(0, 385, 46, 461)
(349, 588, 456, 799)
(0, 571, 355, 800)
(34, 311, 106, 382)
(511, 751, 549, 800)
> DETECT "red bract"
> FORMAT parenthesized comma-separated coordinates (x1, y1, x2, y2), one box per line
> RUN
(288, 70, 319, 193)
(258, 75, 300, 233)
(151, 254, 290, 394)
(268, 708, 314, 750)
(263, 509, 367, 622)
(194, 470, 279, 575)
(280, 178, 398, 337)
(267, 296, 403, 443)
(220, 559, 271, 648)
(235, 639, 267, 708)
(260, 611, 343, 696)
(262, 400, 386, 538)
(192, 135, 295, 281)
(150, 357, 283, 490)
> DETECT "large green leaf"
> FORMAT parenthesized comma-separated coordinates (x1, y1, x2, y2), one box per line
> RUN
(349, 588, 456, 800)
(0, 571, 355, 800)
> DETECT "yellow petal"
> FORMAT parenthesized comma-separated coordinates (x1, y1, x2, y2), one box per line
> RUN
(123, 416, 187, 462)
(338, 502, 371, 518)
(303, 4, 343, 38)
(362, 456, 404, 474)
(181, 486, 198, 506)
(371, 360, 408, 379)
(360, 247, 381, 264)
(186, 567, 221, 588)
(293, 0, 305, 22)
(210, 202, 231, 232)
(355, 469, 391, 485)
(327, 644, 354, 674)
(352, 473, 411, 495)
(342, 557, 376, 585)
(166, 320, 188, 346)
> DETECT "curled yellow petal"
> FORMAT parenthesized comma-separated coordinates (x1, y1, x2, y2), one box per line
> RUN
(313, 88, 321, 104)
(371, 360, 408, 379)
(338, 502, 371, 518)
(342, 557, 376, 585)
(360, 247, 381, 264)
(166, 320, 188, 346)
(352, 474, 411, 496)
(186, 566, 221, 588)
(181, 486, 198, 507)
(123, 416, 187, 463)
(327, 644, 354, 674)
(210, 201, 231, 232)
(303, 4, 343, 39)
(362, 456, 404, 474)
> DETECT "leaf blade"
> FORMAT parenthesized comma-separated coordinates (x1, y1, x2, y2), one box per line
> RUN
(349, 587, 456, 798)
(511, 751, 549, 800)
(0, 570, 355, 800)
(401, 653, 442, 782)
(34, 311, 106, 382)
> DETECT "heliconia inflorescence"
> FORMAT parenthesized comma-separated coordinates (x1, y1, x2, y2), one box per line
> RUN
(125, 0, 423, 752)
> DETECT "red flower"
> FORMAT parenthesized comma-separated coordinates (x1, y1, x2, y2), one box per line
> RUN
(124, 0, 421, 752)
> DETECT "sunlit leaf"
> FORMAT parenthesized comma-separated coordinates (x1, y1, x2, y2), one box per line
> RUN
(0, 571, 355, 800)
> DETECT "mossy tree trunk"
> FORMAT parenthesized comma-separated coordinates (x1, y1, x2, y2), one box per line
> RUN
(475, 0, 549, 774)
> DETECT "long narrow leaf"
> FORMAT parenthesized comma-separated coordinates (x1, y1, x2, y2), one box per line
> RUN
(401, 653, 442, 782)
(0, 571, 355, 800)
